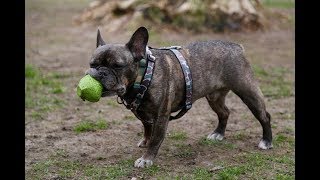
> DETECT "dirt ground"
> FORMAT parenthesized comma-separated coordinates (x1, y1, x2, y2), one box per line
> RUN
(25, 0, 295, 179)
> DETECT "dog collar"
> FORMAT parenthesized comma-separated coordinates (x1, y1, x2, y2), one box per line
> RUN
(119, 46, 155, 111)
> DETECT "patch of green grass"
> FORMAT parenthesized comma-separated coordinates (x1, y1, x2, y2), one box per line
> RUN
(25, 64, 38, 78)
(199, 137, 236, 149)
(25, 64, 67, 121)
(30, 111, 43, 120)
(174, 144, 195, 158)
(275, 173, 294, 180)
(244, 153, 266, 165)
(53, 98, 64, 106)
(218, 165, 247, 180)
(143, 165, 161, 176)
(26, 95, 65, 112)
(234, 132, 246, 140)
(192, 168, 213, 179)
(84, 165, 107, 179)
(261, 82, 292, 99)
(32, 159, 133, 179)
(274, 134, 295, 147)
(233, 152, 295, 179)
(96, 119, 108, 129)
(54, 149, 68, 158)
(252, 65, 293, 99)
(57, 160, 81, 178)
(82, 159, 135, 179)
(74, 121, 95, 133)
(73, 119, 109, 133)
(25, 96, 36, 108)
(272, 155, 294, 165)
(199, 137, 218, 146)
(252, 64, 269, 78)
(51, 84, 64, 94)
(28, 149, 135, 180)
(171, 175, 192, 180)
(262, 0, 295, 9)
(31, 159, 56, 179)
(25, 64, 67, 93)
(49, 72, 71, 79)
(83, 164, 105, 178)
(31, 155, 81, 179)
(26, 94, 65, 121)
(104, 159, 135, 179)
(274, 134, 287, 143)
(168, 131, 188, 141)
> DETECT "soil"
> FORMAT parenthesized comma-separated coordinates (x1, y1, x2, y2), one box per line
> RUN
(25, 0, 295, 179)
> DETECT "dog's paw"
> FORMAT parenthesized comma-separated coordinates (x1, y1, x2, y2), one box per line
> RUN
(207, 133, 224, 141)
(258, 139, 273, 150)
(137, 139, 149, 148)
(134, 157, 153, 168)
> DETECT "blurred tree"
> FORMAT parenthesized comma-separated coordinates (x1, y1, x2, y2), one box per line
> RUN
(73, 0, 265, 32)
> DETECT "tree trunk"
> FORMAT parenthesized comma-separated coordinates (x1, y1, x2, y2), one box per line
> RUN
(73, 0, 265, 32)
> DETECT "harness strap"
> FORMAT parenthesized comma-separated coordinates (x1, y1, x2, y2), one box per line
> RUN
(120, 46, 193, 121)
(168, 48, 193, 120)
(130, 52, 155, 111)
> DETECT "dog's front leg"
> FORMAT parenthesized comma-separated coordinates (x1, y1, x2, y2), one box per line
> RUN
(137, 121, 152, 148)
(134, 115, 169, 168)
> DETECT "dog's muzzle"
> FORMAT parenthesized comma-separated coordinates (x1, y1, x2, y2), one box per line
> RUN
(85, 67, 126, 96)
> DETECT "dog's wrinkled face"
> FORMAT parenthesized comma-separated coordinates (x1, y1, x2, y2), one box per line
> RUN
(86, 27, 149, 97)
(86, 44, 137, 97)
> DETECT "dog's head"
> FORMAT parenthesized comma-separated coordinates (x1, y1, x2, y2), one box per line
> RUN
(85, 27, 149, 97)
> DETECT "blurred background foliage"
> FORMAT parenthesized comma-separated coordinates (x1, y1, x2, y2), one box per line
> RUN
(73, 0, 294, 33)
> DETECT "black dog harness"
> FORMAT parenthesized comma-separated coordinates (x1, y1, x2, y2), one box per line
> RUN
(119, 46, 193, 120)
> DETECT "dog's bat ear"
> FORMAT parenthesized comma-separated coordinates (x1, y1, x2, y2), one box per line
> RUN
(126, 27, 149, 61)
(96, 29, 106, 48)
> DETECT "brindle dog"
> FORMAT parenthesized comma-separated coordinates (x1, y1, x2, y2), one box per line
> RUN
(85, 27, 273, 168)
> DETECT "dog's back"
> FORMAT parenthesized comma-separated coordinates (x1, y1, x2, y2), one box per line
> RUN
(184, 40, 252, 100)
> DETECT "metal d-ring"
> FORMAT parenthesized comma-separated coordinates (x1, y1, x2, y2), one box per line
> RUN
(117, 96, 124, 104)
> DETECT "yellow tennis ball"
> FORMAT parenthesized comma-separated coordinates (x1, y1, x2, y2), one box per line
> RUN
(77, 75, 103, 102)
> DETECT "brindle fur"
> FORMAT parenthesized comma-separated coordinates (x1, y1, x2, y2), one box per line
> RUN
(85, 27, 273, 168)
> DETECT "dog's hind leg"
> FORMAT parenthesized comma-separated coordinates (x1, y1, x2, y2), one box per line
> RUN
(232, 82, 273, 149)
(206, 89, 230, 141)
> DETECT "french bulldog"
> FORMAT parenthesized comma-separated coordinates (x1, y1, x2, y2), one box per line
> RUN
(85, 27, 272, 168)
